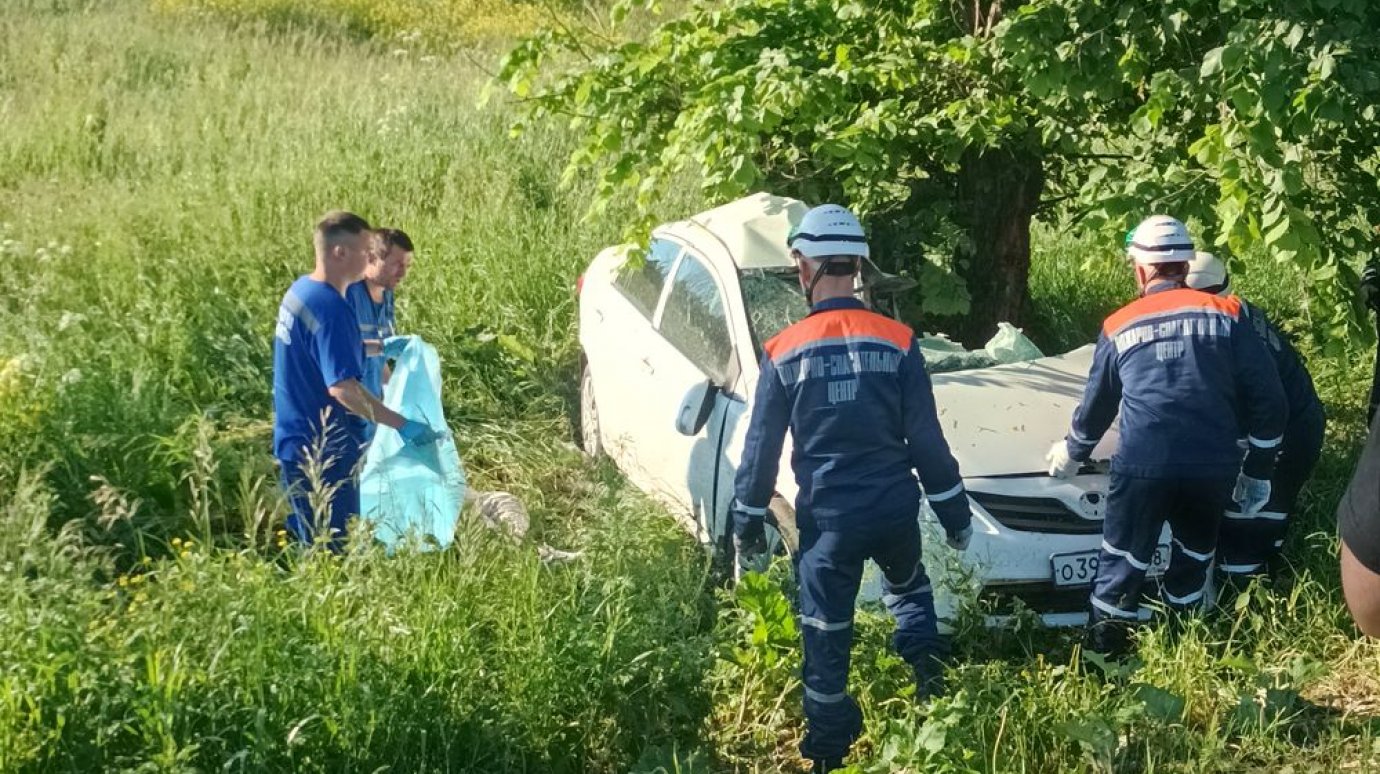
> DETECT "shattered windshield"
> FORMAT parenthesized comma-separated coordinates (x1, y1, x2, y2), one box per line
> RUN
(741, 269, 809, 352)
(738, 268, 1042, 373)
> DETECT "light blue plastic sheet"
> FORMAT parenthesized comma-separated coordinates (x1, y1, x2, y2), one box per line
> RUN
(359, 335, 466, 550)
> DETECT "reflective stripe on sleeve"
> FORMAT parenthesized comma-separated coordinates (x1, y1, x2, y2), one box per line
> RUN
(928, 483, 964, 503)
(1248, 435, 1283, 449)
(733, 499, 767, 516)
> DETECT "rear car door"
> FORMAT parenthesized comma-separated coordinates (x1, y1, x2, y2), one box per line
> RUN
(584, 238, 682, 490)
(641, 248, 743, 542)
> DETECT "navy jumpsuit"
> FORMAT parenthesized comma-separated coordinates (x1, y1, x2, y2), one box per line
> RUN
(1062, 286, 1287, 628)
(1218, 300, 1324, 578)
(733, 297, 972, 761)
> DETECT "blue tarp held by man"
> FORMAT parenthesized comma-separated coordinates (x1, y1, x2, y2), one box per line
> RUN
(360, 335, 467, 549)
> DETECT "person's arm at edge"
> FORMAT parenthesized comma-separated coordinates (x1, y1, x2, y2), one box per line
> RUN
(329, 378, 407, 430)
(734, 351, 790, 519)
(1066, 333, 1122, 461)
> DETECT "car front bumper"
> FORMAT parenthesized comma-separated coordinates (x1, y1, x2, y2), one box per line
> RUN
(856, 473, 1166, 628)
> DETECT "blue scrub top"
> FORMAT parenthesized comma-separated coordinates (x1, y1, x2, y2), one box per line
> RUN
(272, 276, 367, 465)
(346, 280, 396, 399)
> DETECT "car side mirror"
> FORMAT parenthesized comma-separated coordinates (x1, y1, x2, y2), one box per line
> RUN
(674, 380, 719, 436)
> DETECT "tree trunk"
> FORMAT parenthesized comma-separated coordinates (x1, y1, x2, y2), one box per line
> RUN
(954, 146, 1044, 346)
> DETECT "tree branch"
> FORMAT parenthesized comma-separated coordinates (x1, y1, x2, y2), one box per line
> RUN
(535, 0, 599, 62)
(1035, 192, 1079, 213)
(1064, 152, 1136, 161)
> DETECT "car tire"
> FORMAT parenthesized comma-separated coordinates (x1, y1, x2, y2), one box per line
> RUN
(578, 363, 604, 459)
(766, 496, 798, 558)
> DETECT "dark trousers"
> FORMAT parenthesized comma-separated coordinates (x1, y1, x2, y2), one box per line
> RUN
(794, 518, 944, 760)
(1090, 474, 1233, 623)
(1219, 405, 1325, 577)
(279, 455, 361, 552)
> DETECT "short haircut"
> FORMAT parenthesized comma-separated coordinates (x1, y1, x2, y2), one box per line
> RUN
(314, 211, 371, 255)
(798, 253, 861, 276)
(1148, 261, 1190, 281)
(376, 227, 414, 253)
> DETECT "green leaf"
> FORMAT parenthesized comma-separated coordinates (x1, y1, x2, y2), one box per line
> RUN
(1219, 653, 1258, 673)
(1264, 215, 1292, 246)
(917, 718, 948, 753)
(497, 334, 536, 364)
(1060, 717, 1117, 758)
(1284, 24, 1306, 50)
(837, 2, 866, 20)
(1316, 49, 1337, 80)
(1201, 46, 1225, 78)
(1235, 586, 1253, 611)
(1134, 684, 1186, 722)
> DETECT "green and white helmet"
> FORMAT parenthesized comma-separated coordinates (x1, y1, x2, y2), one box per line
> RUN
(1126, 215, 1195, 265)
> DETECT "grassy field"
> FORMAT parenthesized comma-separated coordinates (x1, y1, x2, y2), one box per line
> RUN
(2, 0, 1379, 771)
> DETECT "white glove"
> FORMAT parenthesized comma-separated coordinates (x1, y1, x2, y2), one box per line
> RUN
(945, 525, 973, 551)
(1233, 473, 1272, 516)
(1046, 441, 1079, 479)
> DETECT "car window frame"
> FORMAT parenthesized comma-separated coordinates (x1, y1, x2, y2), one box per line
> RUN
(652, 243, 742, 388)
(611, 237, 683, 322)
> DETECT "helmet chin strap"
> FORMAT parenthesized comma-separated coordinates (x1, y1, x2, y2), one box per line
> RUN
(802, 256, 858, 307)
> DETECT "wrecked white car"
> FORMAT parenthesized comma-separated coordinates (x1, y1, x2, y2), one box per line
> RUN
(577, 193, 1167, 626)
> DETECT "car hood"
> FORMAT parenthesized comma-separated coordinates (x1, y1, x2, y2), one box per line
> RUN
(930, 345, 1119, 478)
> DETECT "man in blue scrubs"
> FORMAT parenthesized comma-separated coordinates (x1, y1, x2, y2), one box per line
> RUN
(347, 228, 414, 428)
(273, 212, 438, 549)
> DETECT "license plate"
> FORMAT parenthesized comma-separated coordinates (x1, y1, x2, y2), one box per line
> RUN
(1051, 545, 1171, 588)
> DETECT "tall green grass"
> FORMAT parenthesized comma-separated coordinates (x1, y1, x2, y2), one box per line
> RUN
(2, 0, 1379, 772)
(1, 2, 714, 771)
(2, 467, 718, 772)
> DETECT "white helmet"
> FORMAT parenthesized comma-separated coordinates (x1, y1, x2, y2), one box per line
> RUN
(1126, 215, 1195, 264)
(788, 204, 869, 260)
(1186, 251, 1231, 295)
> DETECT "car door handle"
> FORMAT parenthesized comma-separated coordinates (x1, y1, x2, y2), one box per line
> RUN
(640, 356, 655, 375)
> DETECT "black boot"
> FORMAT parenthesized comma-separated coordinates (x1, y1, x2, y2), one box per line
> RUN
(912, 646, 950, 702)
(916, 664, 946, 702)
(812, 757, 846, 773)
(1084, 617, 1132, 659)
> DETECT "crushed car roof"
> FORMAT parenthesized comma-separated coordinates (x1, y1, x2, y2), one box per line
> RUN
(681, 193, 804, 270)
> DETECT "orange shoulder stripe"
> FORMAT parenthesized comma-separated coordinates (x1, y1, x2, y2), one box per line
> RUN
(1102, 288, 1240, 336)
(765, 309, 913, 361)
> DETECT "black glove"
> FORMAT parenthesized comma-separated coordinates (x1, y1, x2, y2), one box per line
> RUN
(929, 494, 973, 540)
(1361, 255, 1380, 313)
(732, 505, 769, 579)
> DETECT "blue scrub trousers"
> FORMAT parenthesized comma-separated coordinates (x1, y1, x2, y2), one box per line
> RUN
(1090, 474, 1233, 624)
(1218, 404, 1324, 578)
(279, 453, 361, 552)
(794, 516, 944, 761)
